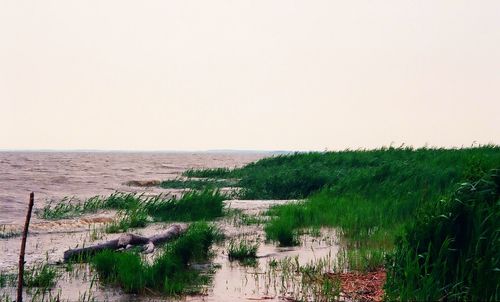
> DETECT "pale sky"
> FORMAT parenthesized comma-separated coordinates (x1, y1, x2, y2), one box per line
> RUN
(0, 1, 499, 151)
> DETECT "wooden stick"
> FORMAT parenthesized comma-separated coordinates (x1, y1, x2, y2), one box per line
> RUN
(63, 224, 188, 262)
(17, 192, 34, 302)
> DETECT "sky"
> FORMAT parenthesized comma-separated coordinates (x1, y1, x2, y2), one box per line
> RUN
(0, 0, 499, 151)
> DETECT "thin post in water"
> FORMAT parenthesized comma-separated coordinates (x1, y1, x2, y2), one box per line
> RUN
(17, 192, 34, 302)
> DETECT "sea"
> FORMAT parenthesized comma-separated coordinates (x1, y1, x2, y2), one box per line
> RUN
(0, 151, 267, 225)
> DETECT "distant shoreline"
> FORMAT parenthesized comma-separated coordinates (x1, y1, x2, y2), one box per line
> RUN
(0, 149, 292, 154)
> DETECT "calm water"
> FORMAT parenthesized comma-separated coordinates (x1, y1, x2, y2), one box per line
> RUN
(0, 151, 266, 224)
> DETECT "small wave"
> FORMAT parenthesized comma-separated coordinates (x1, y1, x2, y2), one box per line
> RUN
(161, 165, 179, 169)
(1, 215, 115, 235)
(124, 180, 161, 187)
(52, 176, 68, 184)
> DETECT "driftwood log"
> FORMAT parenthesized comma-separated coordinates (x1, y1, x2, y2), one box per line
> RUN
(63, 224, 188, 262)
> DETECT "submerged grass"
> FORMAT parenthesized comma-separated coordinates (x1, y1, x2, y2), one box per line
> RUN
(336, 247, 386, 272)
(24, 262, 58, 288)
(261, 254, 341, 301)
(227, 239, 259, 264)
(0, 272, 16, 288)
(0, 262, 58, 290)
(226, 209, 267, 227)
(91, 222, 221, 295)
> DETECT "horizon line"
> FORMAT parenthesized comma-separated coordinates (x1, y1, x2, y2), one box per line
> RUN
(0, 148, 295, 153)
(0, 143, 497, 154)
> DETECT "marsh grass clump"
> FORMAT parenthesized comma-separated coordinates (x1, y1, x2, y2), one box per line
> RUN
(262, 147, 500, 248)
(159, 178, 238, 190)
(336, 247, 386, 272)
(38, 193, 144, 220)
(385, 169, 500, 301)
(0, 272, 16, 288)
(264, 216, 300, 246)
(89, 225, 104, 241)
(105, 207, 149, 233)
(39, 189, 227, 234)
(24, 262, 58, 288)
(227, 239, 259, 264)
(263, 254, 341, 301)
(303, 227, 321, 237)
(92, 222, 221, 295)
(144, 189, 226, 222)
(0, 264, 59, 299)
(195, 146, 500, 200)
(227, 209, 267, 227)
(103, 190, 226, 233)
(239, 213, 266, 226)
(1, 290, 64, 302)
(183, 168, 233, 178)
(38, 196, 86, 220)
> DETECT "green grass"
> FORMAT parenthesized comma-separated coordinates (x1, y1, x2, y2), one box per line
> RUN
(385, 170, 500, 301)
(261, 147, 499, 246)
(0, 263, 58, 290)
(31, 146, 500, 299)
(188, 146, 500, 200)
(160, 178, 238, 190)
(104, 190, 226, 232)
(263, 255, 341, 301)
(91, 222, 221, 295)
(37, 193, 146, 220)
(227, 239, 259, 263)
(104, 207, 149, 233)
(183, 168, 232, 178)
(264, 215, 300, 246)
(251, 147, 499, 298)
(238, 213, 266, 226)
(226, 209, 267, 227)
(264, 193, 404, 251)
(336, 247, 386, 272)
(0, 272, 16, 288)
(24, 262, 58, 288)
(39, 189, 227, 233)
(143, 189, 226, 222)
(188, 146, 500, 282)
